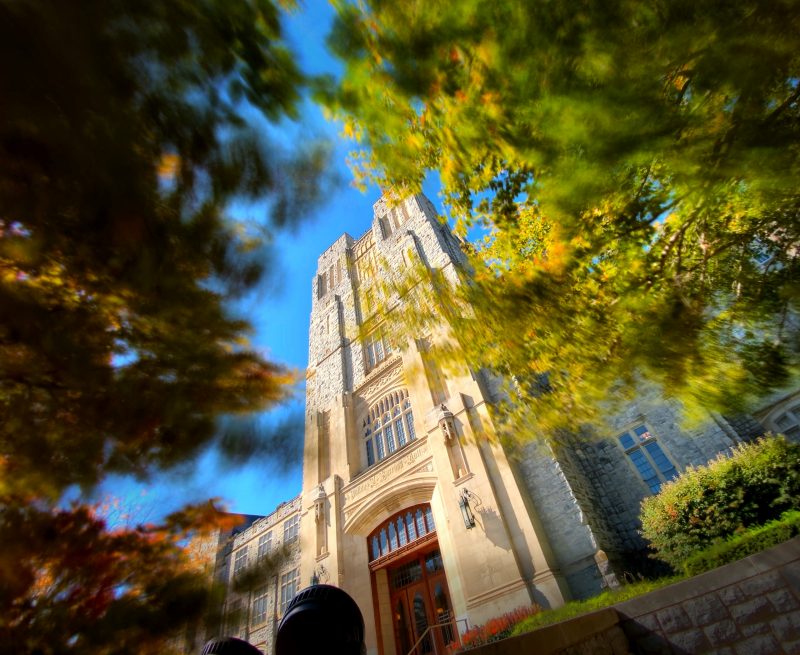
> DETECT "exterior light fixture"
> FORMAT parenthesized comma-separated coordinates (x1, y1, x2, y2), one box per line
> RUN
(459, 488, 476, 529)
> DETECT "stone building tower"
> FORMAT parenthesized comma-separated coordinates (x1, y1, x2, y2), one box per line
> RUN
(298, 193, 569, 655)
(201, 191, 798, 655)
(294, 191, 790, 655)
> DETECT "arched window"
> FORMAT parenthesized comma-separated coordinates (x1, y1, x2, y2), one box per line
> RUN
(368, 504, 436, 562)
(362, 389, 416, 467)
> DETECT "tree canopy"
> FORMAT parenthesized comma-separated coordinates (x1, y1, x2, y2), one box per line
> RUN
(0, 0, 328, 650)
(326, 0, 800, 430)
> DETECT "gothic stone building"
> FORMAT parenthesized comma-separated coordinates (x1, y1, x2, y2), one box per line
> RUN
(212, 192, 799, 655)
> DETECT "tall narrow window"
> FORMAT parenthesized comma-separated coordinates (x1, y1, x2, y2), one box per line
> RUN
(385, 420, 396, 454)
(257, 531, 272, 560)
(399, 200, 410, 223)
(362, 390, 416, 468)
(379, 216, 392, 239)
(283, 514, 300, 545)
(317, 273, 326, 298)
(252, 587, 268, 625)
(397, 518, 408, 546)
(618, 424, 678, 493)
(406, 512, 417, 541)
(364, 332, 392, 372)
(404, 399, 416, 441)
(416, 509, 426, 536)
(280, 569, 300, 614)
(227, 599, 243, 636)
(233, 548, 248, 577)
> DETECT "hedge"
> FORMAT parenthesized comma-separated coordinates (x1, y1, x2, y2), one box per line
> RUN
(640, 435, 800, 568)
(682, 510, 800, 576)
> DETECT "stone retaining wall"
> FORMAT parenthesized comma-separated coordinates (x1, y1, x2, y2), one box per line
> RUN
(464, 536, 800, 655)
(615, 535, 800, 654)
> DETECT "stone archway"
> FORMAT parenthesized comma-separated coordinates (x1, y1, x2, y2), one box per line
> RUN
(366, 504, 457, 655)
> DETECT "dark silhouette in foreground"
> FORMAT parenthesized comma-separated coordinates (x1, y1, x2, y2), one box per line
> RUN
(202, 584, 365, 655)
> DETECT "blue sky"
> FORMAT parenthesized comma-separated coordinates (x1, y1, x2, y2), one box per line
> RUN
(100, 1, 446, 522)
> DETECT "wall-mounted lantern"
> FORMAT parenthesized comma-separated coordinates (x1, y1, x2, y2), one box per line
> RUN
(459, 488, 476, 529)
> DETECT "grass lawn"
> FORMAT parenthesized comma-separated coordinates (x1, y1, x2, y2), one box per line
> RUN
(511, 576, 684, 637)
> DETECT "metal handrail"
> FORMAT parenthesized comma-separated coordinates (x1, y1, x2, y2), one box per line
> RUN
(405, 620, 460, 655)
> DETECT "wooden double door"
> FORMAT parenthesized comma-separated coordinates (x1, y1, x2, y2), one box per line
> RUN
(387, 548, 457, 655)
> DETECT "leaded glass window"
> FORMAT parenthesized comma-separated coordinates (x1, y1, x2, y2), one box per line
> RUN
(365, 333, 392, 372)
(618, 424, 678, 494)
(367, 504, 436, 562)
(362, 389, 416, 469)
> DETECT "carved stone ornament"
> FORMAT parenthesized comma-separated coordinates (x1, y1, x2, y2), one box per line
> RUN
(314, 484, 326, 523)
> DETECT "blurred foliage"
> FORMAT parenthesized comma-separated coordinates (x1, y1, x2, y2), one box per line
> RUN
(0, 499, 242, 654)
(0, 0, 330, 650)
(231, 544, 292, 595)
(640, 435, 800, 568)
(325, 0, 800, 431)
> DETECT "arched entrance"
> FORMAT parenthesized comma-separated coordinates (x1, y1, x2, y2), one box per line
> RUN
(368, 504, 458, 655)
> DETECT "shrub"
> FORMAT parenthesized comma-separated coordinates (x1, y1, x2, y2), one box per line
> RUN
(640, 435, 800, 568)
(682, 510, 800, 576)
(459, 606, 540, 650)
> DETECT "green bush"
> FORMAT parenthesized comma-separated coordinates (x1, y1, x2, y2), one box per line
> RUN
(682, 510, 800, 576)
(640, 435, 800, 568)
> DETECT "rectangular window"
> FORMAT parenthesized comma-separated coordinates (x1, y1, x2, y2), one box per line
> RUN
(317, 273, 326, 298)
(395, 416, 406, 447)
(365, 333, 391, 372)
(379, 216, 392, 239)
(283, 514, 300, 545)
(252, 587, 268, 625)
(385, 423, 396, 454)
(257, 532, 272, 559)
(233, 548, 248, 577)
(366, 439, 375, 466)
(280, 569, 300, 614)
(227, 599, 243, 636)
(399, 201, 410, 223)
(618, 424, 678, 494)
(405, 411, 416, 441)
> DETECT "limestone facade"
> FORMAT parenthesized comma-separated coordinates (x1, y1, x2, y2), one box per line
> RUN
(208, 191, 795, 655)
(299, 193, 572, 655)
(218, 497, 302, 653)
